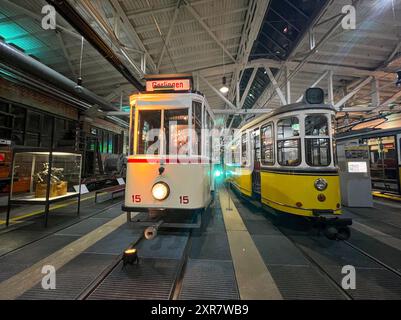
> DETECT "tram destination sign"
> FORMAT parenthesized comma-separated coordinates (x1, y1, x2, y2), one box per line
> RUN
(146, 79, 191, 92)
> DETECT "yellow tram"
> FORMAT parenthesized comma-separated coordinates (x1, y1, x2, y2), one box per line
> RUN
(225, 88, 351, 240)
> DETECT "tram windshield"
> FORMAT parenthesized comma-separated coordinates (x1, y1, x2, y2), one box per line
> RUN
(164, 109, 190, 155)
(277, 117, 301, 166)
(305, 115, 331, 166)
(137, 110, 161, 155)
(136, 107, 202, 156)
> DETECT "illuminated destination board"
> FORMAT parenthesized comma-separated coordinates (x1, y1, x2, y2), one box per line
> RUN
(146, 79, 191, 92)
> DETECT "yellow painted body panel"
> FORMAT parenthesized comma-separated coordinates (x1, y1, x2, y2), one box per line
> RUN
(227, 166, 342, 217)
(260, 171, 341, 217)
(226, 165, 252, 197)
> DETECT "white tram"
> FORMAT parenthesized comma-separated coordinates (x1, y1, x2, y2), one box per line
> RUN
(123, 74, 215, 222)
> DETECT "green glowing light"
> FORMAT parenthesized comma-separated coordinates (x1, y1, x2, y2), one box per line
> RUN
(0, 23, 27, 39)
(214, 170, 221, 177)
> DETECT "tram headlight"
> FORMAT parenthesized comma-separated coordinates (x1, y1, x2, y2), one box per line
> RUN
(314, 178, 328, 191)
(152, 182, 170, 201)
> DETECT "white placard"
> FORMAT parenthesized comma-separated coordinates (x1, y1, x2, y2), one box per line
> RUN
(73, 184, 89, 194)
(348, 162, 368, 173)
(117, 178, 125, 185)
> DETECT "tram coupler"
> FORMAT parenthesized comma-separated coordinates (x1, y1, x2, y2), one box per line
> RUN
(144, 220, 164, 240)
(314, 216, 352, 241)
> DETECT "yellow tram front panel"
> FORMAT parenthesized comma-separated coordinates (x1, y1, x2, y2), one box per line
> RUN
(260, 171, 341, 216)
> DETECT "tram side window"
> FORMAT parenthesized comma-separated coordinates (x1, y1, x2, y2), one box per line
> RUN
(204, 111, 211, 159)
(192, 102, 202, 156)
(241, 133, 248, 166)
(261, 123, 274, 165)
(137, 110, 161, 155)
(305, 115, 330, 166)
(164, 109, 189, 155)
(277, 117, 300, 166)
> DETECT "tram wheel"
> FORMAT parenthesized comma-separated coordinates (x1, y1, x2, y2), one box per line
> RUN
(336, 226, 351, 240)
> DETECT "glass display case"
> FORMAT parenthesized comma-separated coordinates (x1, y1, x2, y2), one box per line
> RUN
(6, 150, 82, 226)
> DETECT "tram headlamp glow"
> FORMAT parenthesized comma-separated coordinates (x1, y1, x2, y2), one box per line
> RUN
(152, 182, 170, 200)
(314, 178, 328, 191)
(214, 170, 222, 177)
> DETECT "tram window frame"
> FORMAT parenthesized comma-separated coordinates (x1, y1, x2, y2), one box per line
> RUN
(260, 123, 275, 165)
(241, 132, 248, 167)
(164, 108, 190, 156)
(192, 102, 202, 157)
(277, 117, 301, 167)
(305, 114, 331, 167)
(136, 109, 162, 155)
(204, 109, 211, 159)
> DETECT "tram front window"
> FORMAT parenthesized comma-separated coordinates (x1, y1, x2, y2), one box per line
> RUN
(305, 115, 330, 166)
(137, 110, 161, 154)
(164, 109, 189, 155)
(277, 117, 300, 166)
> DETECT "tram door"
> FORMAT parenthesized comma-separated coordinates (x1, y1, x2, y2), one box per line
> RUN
(251, 129, 261, 196)
(367, 136, 399, 194)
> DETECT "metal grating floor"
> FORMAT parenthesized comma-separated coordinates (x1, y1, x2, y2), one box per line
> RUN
(136, 234, 189, 260)
(55, 218, 113, 236)
(347, 230, 401, 273)
(253, 235, 310, 266)
(326, 266, 401, 300)
(268, 265, 346, 300)
(18, 253, 116, 300)
(292, 236, 379, 268)
(179, 259, 239, 300)
(0, 234, 78, 266)
(190, 233, 231, 260)
(87, 258, 180, 300)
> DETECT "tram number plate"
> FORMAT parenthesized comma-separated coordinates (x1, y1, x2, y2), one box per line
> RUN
(132, 195, 142, 203)
(179, 196, 189, 204)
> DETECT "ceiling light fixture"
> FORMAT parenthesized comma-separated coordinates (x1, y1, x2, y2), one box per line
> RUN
(220, 76, 229, 94)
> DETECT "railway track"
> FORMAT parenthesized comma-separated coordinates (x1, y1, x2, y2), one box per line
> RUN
(230, 187, 401, 299)
(277, 227, 354, 300)
(78, 227, 193, 300)
(277, 224, 401, 300)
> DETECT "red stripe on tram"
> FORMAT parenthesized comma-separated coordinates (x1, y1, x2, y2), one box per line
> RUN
(127, 158, 209, 164)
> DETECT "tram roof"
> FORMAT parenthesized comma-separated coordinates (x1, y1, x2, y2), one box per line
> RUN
(239, 101, 335, 132)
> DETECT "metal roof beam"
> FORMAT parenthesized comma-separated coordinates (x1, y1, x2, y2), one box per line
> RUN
(126, 0, 213, 18)
(109, 0, 157, 73)
(264, 67, 287, 105)
(3, 0, 82, 40)
(334, 76, 373, 110)
(183, 0, 236, 63)
(213, 109, 272, 115)
(240, 68, 258, 107)
(296, 70, 329, 102)
(377, 91, 401, 110)
(56, 32, 77, 79)
(199, 75, 237, 109)
(157, 0, 182, 70)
